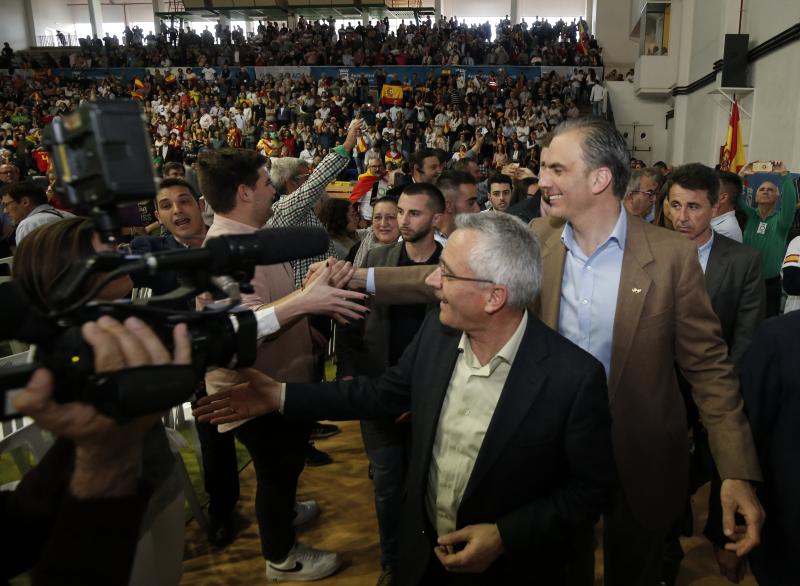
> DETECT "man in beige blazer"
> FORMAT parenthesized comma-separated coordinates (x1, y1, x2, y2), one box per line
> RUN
(359, 118, 765, 586)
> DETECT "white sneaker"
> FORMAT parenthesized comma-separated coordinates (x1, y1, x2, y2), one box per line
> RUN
(267, 542, 342, 582)
(293, 499, 320, 528)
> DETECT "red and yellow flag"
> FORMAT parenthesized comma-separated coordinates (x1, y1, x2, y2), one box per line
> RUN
(356, 134, 368, 154)
(380, 84, 403, 106)
(350, 171, 382, 203)
(719, 99, 746, 172)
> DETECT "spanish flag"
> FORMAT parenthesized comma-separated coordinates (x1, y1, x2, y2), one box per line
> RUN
(381, 84, 403, 106)
(719, 99, 746, 173)
(350, 171, 382, 203)
(356, 134, 368, 154)
(165, 72, 177, 84)
(131, 77, 146, 100)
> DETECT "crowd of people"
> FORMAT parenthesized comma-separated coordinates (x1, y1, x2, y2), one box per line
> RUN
(1, 18, 799, 586)
(0, 60, 604, 227)
(16, 15, 603, 69)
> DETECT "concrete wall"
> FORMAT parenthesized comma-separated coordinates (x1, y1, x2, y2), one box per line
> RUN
(0, 0, 32, 49)
(668, 0, 800, 168)
(27, 0, 158, 38)
(440, 0, 509, 18)
(607, 80, 670, 164)
(517, 0, 586, 18)
(593, 0, 638, 68)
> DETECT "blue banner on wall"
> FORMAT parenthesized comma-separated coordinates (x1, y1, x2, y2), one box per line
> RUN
(44, 65, 603, 87)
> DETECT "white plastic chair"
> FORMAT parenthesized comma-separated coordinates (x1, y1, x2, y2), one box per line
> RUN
(0, 347, 53, 481)
(0, 257, 29, 354)
(164, 424, 208, 528)
(0, 255, 12, 285)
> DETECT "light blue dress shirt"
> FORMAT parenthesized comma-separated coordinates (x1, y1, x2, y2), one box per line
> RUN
(697, 232, 714, 274)
(558, 209, 628, 379)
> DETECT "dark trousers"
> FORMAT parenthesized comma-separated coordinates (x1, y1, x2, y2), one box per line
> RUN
(195, 417, 240, 521)
(234, 412, 312, 561)
(361, 418, 411, 568)
(604, 491, 674, 586)
(765, 275, 782, 317)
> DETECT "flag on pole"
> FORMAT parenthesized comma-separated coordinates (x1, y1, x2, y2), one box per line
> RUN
(720, 99, 746, 172)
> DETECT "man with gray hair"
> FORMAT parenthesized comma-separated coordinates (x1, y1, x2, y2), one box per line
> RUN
(268, 119, 364, 288)
(622, 167, 661, 220)
(360, 117, 766, 586)
(195, 211, 617, 585)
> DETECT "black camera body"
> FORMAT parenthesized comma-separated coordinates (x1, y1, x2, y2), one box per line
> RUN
(46, 100, 156, 243)
(0, 100, 327, 422)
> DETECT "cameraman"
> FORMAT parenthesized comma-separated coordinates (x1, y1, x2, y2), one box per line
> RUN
(0, 315, 191, 586)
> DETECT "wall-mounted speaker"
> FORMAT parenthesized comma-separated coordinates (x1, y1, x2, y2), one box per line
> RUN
(721, 34, 749, 88)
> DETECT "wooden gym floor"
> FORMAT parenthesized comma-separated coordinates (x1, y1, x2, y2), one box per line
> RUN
(180, 421, 757, 586)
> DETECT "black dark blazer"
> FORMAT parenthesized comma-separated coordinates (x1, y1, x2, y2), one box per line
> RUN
(705, 233, 765, 366)
(737, 312, 800, 585)
(287, 311, 616, 585)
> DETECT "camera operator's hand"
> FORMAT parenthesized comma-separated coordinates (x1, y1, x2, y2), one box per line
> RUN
(193, 368, 281, 424)
(14, 316, 191, 498)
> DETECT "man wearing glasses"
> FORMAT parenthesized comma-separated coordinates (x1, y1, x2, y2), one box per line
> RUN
(622, 167, 662, 221)
(195, 212, 616, 585)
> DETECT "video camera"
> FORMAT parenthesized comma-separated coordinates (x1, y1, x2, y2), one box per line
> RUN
(0, 101, 329, 422)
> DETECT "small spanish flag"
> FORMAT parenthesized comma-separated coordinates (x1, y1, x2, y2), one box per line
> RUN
(381, 84, 403, 106)
(356, 134, 368, 154)
(165, 73, 177, 84)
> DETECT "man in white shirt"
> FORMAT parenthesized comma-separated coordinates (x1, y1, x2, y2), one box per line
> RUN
(712, 170, 744, 242)
(2, 181, 75, 244)
(590, 82, 605, 117)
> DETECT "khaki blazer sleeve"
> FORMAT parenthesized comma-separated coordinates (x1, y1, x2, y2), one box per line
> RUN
(674, 242, 762, 482)
(373, 265, 438, 305)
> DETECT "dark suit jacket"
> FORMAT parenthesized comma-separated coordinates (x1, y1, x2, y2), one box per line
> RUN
(129, 232, 183, 295)
(507, 194, 542, 224)
(681, 233, 765, 429)
(705, 233, 765, 366)
(370, 216, 763, 530)
(735, 312, 800, 585)
(532, 214, 761, 530)
(286, 311, 616, 585)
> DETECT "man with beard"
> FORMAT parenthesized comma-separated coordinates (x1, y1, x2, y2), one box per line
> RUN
(337, 183, 444, 585)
